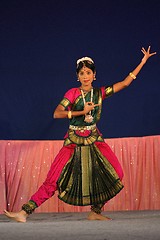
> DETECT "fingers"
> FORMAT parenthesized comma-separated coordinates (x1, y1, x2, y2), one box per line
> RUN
(150, 52, 157, 56)
(85, 102, 100, 109)
(141, 47, 146, 52)
(86, 102, 94, 106)
(86, 102, 100, 106)
(141, 46, 156, 56)
(94, 104, 100, 107)
(147, 45, 151, 52)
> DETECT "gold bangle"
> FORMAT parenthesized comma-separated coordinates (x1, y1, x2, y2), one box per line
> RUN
(68, 111, 72, 119)
(129, 72, 136, 79)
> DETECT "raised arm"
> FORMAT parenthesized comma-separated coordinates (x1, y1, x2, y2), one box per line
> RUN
(113, 46, 156, 93)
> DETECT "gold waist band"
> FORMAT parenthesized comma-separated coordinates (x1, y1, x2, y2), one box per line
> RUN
(69, 124, 96, 131)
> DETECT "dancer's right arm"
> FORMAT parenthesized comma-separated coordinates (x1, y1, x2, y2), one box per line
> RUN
(53, 102, 99, 119)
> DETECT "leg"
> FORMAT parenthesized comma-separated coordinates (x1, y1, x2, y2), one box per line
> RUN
(4, 145, 74, 223)
(87, 203, 112, 221)
(4, 180, 56, 223)
(4, 166, 57, 222)
(4, 200, 37, 223)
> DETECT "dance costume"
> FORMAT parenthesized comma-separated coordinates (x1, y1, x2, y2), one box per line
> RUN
(22, 86, 124, 214)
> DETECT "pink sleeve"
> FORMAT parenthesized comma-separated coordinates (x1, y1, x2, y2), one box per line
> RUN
(63, 88, 77, 104)
(101, 86, 114, 100)
(100, 86, 106, 100)
(59, 88, 79, 110)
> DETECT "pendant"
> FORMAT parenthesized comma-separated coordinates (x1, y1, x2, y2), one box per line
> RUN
(84, 114, 93, 123)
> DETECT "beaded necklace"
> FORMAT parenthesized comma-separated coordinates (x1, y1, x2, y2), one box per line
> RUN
(80, 88, 93, 123)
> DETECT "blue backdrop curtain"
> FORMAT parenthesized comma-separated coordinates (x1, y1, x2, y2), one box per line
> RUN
(0, 0, 160, 140)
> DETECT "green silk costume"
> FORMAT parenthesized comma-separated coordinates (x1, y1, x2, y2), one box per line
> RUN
(56, 86, 124, 206)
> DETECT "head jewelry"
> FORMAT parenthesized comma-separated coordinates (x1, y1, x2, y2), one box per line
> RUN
(76, 57, 94, 66)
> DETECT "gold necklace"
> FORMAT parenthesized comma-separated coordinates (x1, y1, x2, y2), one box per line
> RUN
(81, 88, 94, 123)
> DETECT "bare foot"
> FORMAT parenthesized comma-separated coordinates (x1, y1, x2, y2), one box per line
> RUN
(87, 211, 112, 221)
(4, 210, 28, 223)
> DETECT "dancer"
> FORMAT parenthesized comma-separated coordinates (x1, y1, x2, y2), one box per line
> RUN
(4, 46, 156, 222)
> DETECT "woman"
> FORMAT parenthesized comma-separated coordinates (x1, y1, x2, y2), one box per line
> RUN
(4, 46, 156, 222)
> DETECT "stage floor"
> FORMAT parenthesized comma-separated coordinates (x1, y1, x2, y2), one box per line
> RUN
(0, 210, 160, 240)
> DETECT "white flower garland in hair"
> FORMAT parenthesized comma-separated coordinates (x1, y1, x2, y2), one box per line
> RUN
(76, 57, 94, 65)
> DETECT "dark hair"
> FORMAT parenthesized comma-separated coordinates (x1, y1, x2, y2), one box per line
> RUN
(76, 60, 96, 74)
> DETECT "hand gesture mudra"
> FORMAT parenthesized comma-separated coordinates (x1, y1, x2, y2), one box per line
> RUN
(84, 102, 100, 114)
(141, 46, 156, 64)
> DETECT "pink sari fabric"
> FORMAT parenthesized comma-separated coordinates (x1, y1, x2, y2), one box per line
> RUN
(95, 141, 124, 180)
(30, 144, 75, 206)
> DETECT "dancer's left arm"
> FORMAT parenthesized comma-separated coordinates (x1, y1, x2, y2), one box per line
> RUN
(113, 46, 156, 93)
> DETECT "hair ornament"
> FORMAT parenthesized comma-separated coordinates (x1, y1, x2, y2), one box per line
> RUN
(76, 57, 94, 66)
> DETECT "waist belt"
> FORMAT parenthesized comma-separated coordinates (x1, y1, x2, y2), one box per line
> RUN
(69, 124, 96, 131)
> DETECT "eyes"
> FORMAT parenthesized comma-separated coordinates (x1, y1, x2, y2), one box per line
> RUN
(79, 70, 92, 76)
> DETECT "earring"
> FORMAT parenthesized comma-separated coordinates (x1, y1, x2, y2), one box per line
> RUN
(94, 75, 96, 80)
(77, 79, 79, 81)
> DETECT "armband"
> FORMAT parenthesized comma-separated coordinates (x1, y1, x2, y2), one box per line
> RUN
(129, 72, 136, 79)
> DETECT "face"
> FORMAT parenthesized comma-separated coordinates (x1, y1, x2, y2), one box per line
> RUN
(78, 66, 95, 87)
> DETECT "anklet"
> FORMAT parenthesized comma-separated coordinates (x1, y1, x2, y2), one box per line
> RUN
(22, 200, 37, 214)
(91, 206, 102, 214)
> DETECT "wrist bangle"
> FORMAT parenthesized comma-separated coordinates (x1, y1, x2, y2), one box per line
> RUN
(68, 111, 72, 119)
(129, 72, 136, 79)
